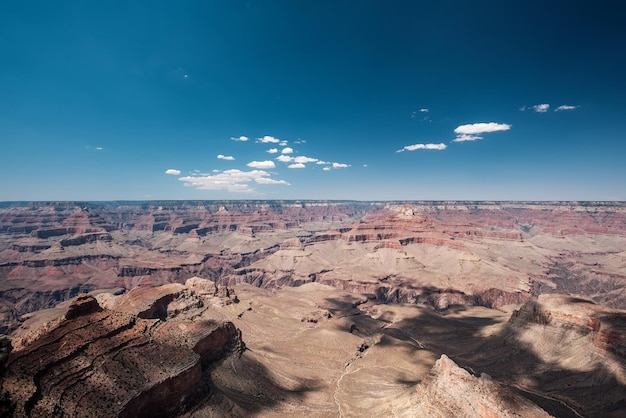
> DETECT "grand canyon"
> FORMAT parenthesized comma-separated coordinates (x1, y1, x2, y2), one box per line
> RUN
(0, 200, 625, 417)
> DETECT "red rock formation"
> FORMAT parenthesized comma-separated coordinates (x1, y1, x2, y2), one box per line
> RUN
(1, 282, 244, 417)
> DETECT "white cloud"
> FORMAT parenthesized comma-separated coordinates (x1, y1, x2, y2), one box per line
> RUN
(519, 105, 527, 112)
(397, 143, 448, 152)
(532, 104, 550, 113)
(454, 122, 511, 135)
(281, 147, 294, 154)
(247, 160, 276, 169)
(279, 141, 289, 146)
(332, 162, 350, 169)
(230, 135, 249, 142)
(420, 108, 429, 113)
(452, 122, 510, 143)
(276, 155, 294, 163)
(294, 156, 318, 164)
(165, 169, 181, 175)
(217, 154, 235, 161)
(255, 177, 290, 185)
(267, 148, 279, 154)
(288, 163, 306, 169)
(323, 167, 331, 171)
(256, 135, 281, 143)
(316, 160, 330, 165)
(452, 134, 483, 143)
(555, 105, 579, 111)
(96, 147, 103, 151)
(179, 169, 289, 192)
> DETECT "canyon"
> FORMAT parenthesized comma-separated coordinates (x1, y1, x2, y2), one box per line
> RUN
(1, 200, 625, 417)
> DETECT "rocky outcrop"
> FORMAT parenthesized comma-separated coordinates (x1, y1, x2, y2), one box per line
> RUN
(509, 295, 626, 368)
(1, 281, 244, 417)
(414, 354, 551, 417)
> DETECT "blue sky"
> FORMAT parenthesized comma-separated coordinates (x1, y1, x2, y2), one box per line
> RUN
(1, 1, 625, 201)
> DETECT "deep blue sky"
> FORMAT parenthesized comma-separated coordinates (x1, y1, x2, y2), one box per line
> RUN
(1, 1, 625, 200)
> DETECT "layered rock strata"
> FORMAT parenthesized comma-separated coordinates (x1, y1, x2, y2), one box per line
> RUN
(1, 280, 243, 417)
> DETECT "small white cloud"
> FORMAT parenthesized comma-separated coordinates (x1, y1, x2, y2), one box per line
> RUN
(256, 135, 281, 143)
(212, 169, 220, 173)
(281, 147, 294, 154)
(279, 140, 289, 146)
(230, 135, 249, 142)
(452, 122, 510, 143)
(165, 169, 181, 175)
(276, 155, 294, 163)
(555, 105, 579, 111)
(316, 160, 330, 165)
(363, 164, 368, 168)
(420, 108, 429, 113)
(454, 122, 511, 135)
(397, 143, 447, 152)
(519, 105, 527, 112)
(288, 163, 306, 169)
(96, 147, 103, 151)
(217, 154, 235, 161)
(294, 139, 306, 144)
(294, 156, 318, 164)
(532, 104, 550, 113)
(247, 160, 276, 169)
(332, 162, 350, 169)
(255, 177, 290, 185)
(452, 134, 483, 143)
(179, 169, 288, 193)
(267, 148, 279, 154)
(323, 167, 331, 171)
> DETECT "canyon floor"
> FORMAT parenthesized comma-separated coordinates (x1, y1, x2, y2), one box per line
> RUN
(1, 201, 625, 417)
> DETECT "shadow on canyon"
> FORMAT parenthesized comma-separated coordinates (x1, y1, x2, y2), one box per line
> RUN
(320, 294, 626, 418)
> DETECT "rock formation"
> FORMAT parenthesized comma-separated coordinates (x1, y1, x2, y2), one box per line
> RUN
(1, 280, 243, 417)
(413, 354, 551, 417)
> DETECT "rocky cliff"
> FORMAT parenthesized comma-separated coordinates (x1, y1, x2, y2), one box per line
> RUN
(1, 280, 243, 417)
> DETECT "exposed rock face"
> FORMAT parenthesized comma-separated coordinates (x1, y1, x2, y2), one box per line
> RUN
(414, 354, 551, 417)
(1, 281, 244, 417)
(508, 295, 626, 382)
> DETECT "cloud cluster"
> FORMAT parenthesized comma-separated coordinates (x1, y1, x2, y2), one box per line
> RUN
(398, 121, 511, 152)
(179, 169, 289, 193)
(168, 132, 353, 194)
